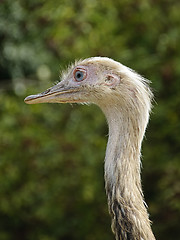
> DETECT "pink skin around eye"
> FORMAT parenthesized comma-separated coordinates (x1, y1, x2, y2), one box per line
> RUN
(73, 67, 87, 82)
(71, 64, 100, 86)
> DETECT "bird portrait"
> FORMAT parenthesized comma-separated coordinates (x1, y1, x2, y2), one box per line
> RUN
(25, 57, 155, 240)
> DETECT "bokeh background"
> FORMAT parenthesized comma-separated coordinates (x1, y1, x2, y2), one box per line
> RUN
(0, 0, 180, 239)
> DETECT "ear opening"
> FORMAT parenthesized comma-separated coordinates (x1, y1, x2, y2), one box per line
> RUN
(104, 74, 120, 87)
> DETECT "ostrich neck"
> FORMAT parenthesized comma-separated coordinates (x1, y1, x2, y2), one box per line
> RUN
(101, 105, 155, 240)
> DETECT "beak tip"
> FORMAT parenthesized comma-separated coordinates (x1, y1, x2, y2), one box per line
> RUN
(24, 96, 30, 104)
(24, 95, 37, 104)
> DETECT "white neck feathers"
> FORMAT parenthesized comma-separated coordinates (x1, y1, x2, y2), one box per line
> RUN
(99, 93, 155, 240)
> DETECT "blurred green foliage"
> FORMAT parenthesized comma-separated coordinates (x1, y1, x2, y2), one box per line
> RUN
(0, 0, 180, 239)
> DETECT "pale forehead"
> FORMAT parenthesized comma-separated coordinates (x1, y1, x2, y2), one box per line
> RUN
(79, 57, 124, 71)
(61, 57, 122, 79)
(61, 57, 140, 84)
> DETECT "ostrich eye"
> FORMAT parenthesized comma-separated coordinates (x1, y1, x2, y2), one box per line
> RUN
(74, 68, 87, 82)
(75, 71, 84, 81)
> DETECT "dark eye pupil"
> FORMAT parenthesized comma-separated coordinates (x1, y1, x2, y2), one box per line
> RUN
(77, 73, 81, 78)
(75, 71, 84, 81)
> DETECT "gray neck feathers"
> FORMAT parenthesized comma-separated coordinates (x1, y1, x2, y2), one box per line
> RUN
(101, 102, 155, 240)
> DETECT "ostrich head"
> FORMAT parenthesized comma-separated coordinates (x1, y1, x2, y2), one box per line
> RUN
(25, 57, 152, 139)
(25, 57, 155, 240)
(25, 57, 152, 110)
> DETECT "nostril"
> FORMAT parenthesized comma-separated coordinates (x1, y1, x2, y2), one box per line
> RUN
(41, 88, 51, 95)
(59, 84, 65, 89)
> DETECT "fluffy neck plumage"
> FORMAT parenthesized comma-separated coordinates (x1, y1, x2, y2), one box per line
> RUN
(100, 101, 155, 240)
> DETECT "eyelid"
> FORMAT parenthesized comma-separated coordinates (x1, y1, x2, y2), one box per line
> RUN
(73, 67, 87, 81)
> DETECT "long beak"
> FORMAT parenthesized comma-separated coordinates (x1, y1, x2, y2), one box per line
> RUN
(24, 83, 80, 104)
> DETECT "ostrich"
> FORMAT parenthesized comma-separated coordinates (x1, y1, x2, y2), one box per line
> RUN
(25, 57, 155, 240)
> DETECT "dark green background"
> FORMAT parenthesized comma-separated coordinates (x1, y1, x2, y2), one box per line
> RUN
(0, 0, 180, 239)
